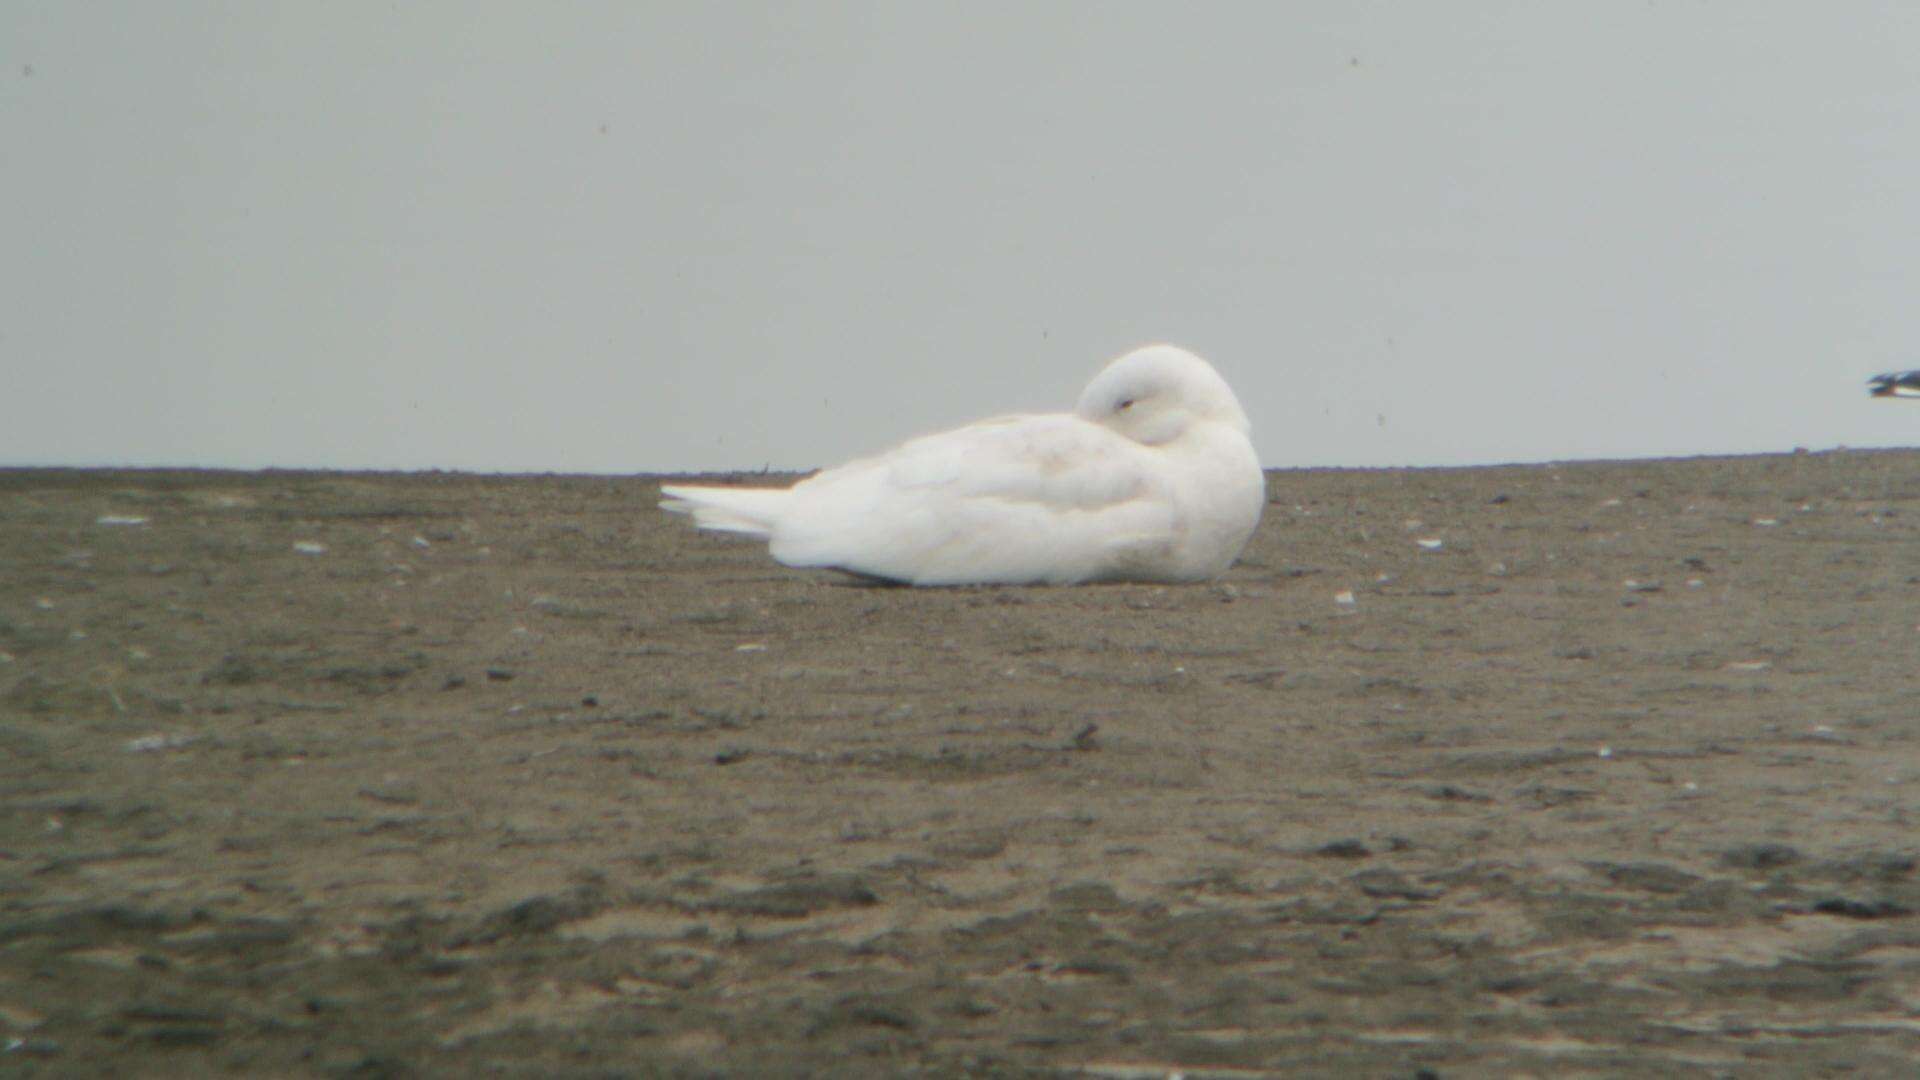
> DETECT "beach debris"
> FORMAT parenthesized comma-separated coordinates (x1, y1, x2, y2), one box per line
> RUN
(735, 642, 768, 653)
(1623, 579, 1662, 593)
(125, 733, 197, 753)
(410, 535, 432, 548)
(1315, 838, 1371, 858)
(293, 540, 327, 555)
(1724, 660, 1773, 673)
(1334, 589, 1358, 613)
(1597, 745, 1614, 759)
(1752, 518, 1779, 527)
(95, 514, 148, 526)
(1415, 538, 1444, 551)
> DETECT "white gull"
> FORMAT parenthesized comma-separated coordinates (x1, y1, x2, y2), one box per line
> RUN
(659, 344, 1265, 586)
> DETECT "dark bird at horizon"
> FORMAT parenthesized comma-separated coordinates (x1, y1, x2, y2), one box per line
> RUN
(1868, 370, 1920, 398)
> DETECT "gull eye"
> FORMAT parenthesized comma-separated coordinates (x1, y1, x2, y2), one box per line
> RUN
(1116, 398, 1135, 411)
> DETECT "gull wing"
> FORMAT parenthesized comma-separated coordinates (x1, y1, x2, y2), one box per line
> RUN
(769, 413, 1177, 585)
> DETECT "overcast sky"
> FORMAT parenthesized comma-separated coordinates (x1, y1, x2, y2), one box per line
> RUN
(6, 2, 1919, 473)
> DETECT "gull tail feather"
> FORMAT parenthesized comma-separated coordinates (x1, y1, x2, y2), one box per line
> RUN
(658, 485, 792, 539)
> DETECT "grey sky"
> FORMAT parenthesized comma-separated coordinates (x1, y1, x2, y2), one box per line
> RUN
(6, 2, 1919, 472)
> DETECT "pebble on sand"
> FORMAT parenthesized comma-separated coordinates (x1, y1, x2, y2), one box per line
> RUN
(125, 733, 196, 753)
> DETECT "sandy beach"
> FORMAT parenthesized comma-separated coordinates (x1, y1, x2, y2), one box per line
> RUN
(3, 450, 1918, 1075)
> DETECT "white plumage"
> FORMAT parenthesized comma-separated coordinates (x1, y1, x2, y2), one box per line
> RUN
(659, 344, 1266, 586)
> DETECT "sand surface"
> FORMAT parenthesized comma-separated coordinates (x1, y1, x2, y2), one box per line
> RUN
(3, 452, 1919, 1076)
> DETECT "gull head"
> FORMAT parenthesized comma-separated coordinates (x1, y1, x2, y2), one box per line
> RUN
(1075, 344, 1252, 446)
